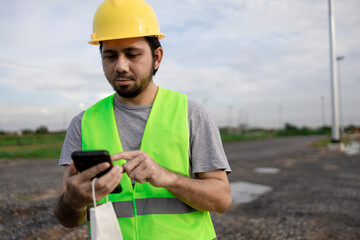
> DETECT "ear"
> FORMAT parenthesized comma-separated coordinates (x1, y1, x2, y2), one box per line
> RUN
(153, 47, 163, 71)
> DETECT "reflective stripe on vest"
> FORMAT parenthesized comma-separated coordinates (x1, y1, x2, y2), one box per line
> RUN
(82, 87, 216, 240)
(87, 197, 197, 220)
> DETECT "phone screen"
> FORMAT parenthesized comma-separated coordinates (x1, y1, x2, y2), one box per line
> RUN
(71, 150, 122, 193)
(71, 150, 113, 178)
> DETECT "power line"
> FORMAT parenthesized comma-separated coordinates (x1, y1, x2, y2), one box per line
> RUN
(0, 58, 101, 77)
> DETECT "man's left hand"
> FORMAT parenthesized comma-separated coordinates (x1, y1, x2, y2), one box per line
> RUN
(111, 150, 232, 214)
(111, 151, 175, 188)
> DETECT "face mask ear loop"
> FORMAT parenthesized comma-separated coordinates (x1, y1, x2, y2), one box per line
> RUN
(92, 178, 98, 207)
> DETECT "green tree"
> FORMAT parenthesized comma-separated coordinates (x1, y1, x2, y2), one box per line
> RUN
(284, 123, 298, 132)
(35, 126, 49, 134)
(21, 129, 34, 135)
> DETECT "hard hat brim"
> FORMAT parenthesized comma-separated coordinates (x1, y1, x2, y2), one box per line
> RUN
(88, 33, 165, 45)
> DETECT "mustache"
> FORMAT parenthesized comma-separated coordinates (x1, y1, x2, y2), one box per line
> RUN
(114, 73, 135, 80)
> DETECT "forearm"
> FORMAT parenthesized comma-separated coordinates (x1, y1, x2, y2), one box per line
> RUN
(54, 193, 87, 228)
(113, 151, 232, 213)
(165, 170, 232, 214)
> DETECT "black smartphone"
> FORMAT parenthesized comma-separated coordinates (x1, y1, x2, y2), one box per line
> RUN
(71, 150, 122, 193)
(71, 150, 113, 179)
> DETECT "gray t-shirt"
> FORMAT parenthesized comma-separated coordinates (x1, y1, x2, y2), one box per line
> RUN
(59, 96, 231, 175)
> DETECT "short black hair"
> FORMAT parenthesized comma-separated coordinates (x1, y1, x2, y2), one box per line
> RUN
(145, 36, 162, 75)
(99, 36, 162, 76)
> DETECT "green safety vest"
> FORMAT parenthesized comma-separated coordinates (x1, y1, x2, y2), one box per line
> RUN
(81, 87, 216, 240)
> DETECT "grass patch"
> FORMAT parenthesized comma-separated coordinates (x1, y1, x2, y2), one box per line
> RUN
(0, 128, 336, 160)
(0, 133, 65, 159)
(220, 130, 275, 142)
(312, 137, 331, 147)
(311, 136, 352, 148)
(220, 128, 329, 143)
(0, 133, 65, 146)
(16, 195, 35, 201)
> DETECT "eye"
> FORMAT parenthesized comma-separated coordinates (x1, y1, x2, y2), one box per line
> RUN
(102, 54, 116, 60)
(126, 53, 140, 59)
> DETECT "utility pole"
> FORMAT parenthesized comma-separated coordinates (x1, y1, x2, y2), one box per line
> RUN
(238, 110, 242, 133)
(328, 0, 340, 143)
(202, 96, 208, 110)
(227, 105, 233, 133)
(336, 56, 345, 134)
(238, 110, 243, 127)
(278, 105, 283, 129)
(62, 110, 67, 130)
(253, 111, 258, 128)
(244, 111, 248, 131)
(321, 96, 326, 126)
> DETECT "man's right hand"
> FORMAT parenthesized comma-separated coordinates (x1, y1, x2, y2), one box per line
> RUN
(54, 161, 123, 228)
(63, 161, 123, 210)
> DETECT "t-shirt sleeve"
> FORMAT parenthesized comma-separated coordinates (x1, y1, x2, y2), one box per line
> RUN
(188, 100, 231, 174)
(58, 111, 84, 166)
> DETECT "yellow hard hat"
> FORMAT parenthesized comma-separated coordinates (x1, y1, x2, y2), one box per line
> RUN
(89, 0, 165, 45)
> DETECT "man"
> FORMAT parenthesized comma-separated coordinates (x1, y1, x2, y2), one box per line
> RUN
(54, 0, 232, 239)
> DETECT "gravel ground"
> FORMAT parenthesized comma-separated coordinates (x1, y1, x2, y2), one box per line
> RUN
(0, 135, 359, 240)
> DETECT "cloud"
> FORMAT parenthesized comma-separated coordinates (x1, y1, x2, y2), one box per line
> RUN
(0, 0, 359, 130)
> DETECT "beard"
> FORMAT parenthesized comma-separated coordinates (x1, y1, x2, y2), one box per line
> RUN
(108, 67, 154, 99)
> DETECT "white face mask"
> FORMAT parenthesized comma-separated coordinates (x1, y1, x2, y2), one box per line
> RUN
(90, 178, 123, 240)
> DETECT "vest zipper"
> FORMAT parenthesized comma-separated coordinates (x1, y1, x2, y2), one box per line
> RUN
(133, 182, 140, 240)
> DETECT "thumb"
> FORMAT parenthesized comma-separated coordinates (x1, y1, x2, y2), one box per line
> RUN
(68, 161, 78, 176)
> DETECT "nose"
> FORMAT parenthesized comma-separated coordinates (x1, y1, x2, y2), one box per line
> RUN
(114, 55, 129, 73)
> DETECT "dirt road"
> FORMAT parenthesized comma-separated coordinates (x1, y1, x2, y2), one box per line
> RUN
(0, 135, 359, 239)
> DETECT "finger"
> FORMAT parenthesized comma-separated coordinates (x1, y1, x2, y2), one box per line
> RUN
(79, 162, 111, 182)
(122, 154, 145, 175)
(111, 150, 144, 162)
(111, 153, 124, 162)
(127, 161, 147, 182)
(95, 165, 123, 196)
(102, 165, 123, 188)
(133, 167, 149, 184)
(101, 165, 123, 180)
(68, 161, 78, 176)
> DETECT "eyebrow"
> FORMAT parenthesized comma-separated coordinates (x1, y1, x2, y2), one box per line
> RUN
(102, 49, 117, 54)
(102, 47, 143, 54)
(123, 47, 143, 52)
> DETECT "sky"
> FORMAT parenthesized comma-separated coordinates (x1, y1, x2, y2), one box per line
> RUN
(0, 0, 359, 131)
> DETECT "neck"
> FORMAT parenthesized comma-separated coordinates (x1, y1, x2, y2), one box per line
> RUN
(115, 81, 158, 105)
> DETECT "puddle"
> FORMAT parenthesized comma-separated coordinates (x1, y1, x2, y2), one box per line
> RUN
(230, 181, 272, 204)
(254, 167, 280, 174)
(344, 141, 360, 156)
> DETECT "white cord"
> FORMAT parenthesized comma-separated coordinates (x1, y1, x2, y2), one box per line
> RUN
(92, 178, 98, 207)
